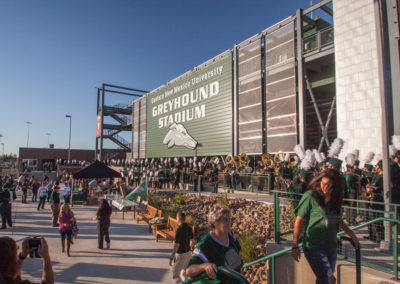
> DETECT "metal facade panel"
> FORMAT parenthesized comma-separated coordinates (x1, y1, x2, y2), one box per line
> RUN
(139, 99, 147, 158)
(146, 53, 233, 158)
(265, 22, 297, 153)
(132, 101, 140, 158)
(237, 39, 263, 155)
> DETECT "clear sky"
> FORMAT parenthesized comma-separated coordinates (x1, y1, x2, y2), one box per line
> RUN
(0, 0, 314, 155)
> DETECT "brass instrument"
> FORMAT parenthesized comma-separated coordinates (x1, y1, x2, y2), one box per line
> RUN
(225, 154, 239, 167)
(364, 184, 373, 199)
(262, 153, 274, 167)
(239, 153, 248, 166)
(225, 155, 234, 166)
(289, 153, 298, 166)
(274, 151, 285, 163)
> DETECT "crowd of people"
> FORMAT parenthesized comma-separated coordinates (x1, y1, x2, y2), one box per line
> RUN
(1, 136, 399, 283)
(0, 170, 116, 283)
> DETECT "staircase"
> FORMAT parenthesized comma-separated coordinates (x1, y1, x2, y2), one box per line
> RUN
(101, 103, 132, 151)
(104, 129, 131, 151)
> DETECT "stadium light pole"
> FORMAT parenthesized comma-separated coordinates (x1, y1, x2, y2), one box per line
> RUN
(45, 133, 51, 148)
(26, 122, 32, 147)
(65, 115, 72, 161)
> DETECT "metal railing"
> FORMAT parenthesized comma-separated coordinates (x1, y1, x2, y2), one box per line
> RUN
(270, 189, 400, 280)
(241, 225, 362, 284)
(181, 266, 249, 284)
(220, 172, 275, 193)
(303, 26, 334, 54)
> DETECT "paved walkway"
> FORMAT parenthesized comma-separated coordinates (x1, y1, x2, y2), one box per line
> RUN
(0, 194, 173, 283)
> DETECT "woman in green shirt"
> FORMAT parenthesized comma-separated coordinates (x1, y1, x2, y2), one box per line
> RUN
(292, 169, 360, 284)
(186, 205, 242, 283)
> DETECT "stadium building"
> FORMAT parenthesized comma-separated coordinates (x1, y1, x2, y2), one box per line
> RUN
(95, 0, 400, 163)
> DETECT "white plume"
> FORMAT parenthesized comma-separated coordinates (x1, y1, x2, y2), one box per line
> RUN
(392, 135, 400, 151)
(294, 156, 299, 164)
(390, 145, 397, 157)
(320, 152, 326, 161)
(174, 157, 178, 163)
(352, 149, 360, 160)
(313, 149, 324, 163)
(345, 153, 356, 167)
(284, 153, 290, 162)
(294, 145, 305, 160)
(364, 152, 375, 164)
(300, 150, 314, 170)
(328, 138, 344, 158)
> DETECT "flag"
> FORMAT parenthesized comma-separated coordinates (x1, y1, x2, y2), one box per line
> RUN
(125, 180, 147, 202)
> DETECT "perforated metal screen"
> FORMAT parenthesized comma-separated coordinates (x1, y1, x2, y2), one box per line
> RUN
(265, 22, 297, 153)
(238, 39, 263, 155)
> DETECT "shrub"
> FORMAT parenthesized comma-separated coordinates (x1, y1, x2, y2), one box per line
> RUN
(174, 193, 186, 206)
(216, 193, 230, 208)
(237, 233, 259, 263)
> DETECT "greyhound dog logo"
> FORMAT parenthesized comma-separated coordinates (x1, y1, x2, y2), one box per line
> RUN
(163, 123, 197, 150)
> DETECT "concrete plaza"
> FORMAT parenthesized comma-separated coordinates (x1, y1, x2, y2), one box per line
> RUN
(0, 196, 174, 284)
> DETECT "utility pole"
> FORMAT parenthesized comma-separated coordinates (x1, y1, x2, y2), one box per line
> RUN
(66, 115, 72, 161)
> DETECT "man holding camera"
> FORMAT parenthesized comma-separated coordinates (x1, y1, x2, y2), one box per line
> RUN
(0, 236, 54, 284)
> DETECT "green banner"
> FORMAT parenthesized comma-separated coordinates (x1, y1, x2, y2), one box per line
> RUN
(146, 53, 233, 157)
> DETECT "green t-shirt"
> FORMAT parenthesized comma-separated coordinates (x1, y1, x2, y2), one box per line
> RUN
(187, 232, 242, 272)
(175, 223, 193, 254)
(50, 192, 60, 204)
(294, 190, 341, 252)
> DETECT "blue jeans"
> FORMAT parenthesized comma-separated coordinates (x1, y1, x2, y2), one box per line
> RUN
(304, 248, 337, 284)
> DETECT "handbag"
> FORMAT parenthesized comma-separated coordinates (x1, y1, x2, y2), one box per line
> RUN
(71, 219, 79, 239)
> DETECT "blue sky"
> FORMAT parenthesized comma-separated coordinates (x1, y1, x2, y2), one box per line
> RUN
(0, 0, 314, 155)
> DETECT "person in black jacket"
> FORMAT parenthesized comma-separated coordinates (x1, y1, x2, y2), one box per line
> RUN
(0, 186, 12, 229)
(93, 199, 112, 249)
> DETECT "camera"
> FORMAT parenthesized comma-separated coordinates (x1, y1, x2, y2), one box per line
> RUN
(28, 237, 42, 258)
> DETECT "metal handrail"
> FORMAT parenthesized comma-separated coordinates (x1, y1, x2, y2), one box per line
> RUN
(243, 217, 399, 283)
(180, 266, 249, 284)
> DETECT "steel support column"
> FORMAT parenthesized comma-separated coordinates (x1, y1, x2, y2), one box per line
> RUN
(296, 9, 306, 147)
(95, 88, 100, 160)
(100, 84, 105, 161)
(305, 74, 331, 150)
(138, 100, 141, 158)
(233, 46, 238, 155)
(374, 0, 393, 250)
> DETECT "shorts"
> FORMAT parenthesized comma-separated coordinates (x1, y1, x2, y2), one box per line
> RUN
(60, 230, 73, 241)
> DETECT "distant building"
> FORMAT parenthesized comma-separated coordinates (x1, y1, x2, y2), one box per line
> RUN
(19, 147, 126, 171)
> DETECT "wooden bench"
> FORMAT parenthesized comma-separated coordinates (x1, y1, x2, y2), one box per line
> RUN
(155, 217, 195, 243)
(137, 204, 162, 232)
